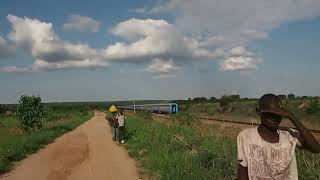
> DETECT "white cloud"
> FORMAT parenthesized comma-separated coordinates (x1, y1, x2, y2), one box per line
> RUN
(32, 59, 109, 71)
(104, 18, 218, 62)
(6, 15, 106, 71)
(63, 15, 100, 32)
(5, 0, 319, 75)
(138, 0, 320, 71)
(220, 46, 261, 71)
(4, 16, 220, 73)
(0, 36, 15, 58)
(0, 66, 29, 73)
(147, 58, 179, 74)
(228, 46, 253, 57)
(3, 0, 320, 74)
(146, 0, 320, 36)
(220, 57, 258, 71)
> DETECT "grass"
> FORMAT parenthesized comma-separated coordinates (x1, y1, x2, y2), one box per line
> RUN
(124, 113, 238, 180)
(0, 115, 19, 129)
(182, 100, 320, 129)
(0, 110, 93, 174)
(124, 112, 320, 180)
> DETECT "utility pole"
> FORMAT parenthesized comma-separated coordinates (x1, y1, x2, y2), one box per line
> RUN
(133, 100, 136, 113)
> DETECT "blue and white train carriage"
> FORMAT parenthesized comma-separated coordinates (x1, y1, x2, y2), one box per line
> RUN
(118, 103, 179, 114)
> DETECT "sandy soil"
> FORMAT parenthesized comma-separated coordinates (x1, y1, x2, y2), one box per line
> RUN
(0, 111, 140, 180)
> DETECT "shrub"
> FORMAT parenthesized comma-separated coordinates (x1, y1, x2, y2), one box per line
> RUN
(219, 96, 233, 112)
(16, 95, 44, 131)
(306, 98, 320, 116)
(288, 94, 296, 99)
(171, 112, 197, 126)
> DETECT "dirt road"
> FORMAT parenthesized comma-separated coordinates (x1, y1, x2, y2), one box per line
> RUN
(0, 111, 140, 180)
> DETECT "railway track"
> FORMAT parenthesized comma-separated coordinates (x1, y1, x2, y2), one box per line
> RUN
(151, 113, 320, 134)
(199, 116, 320, 134)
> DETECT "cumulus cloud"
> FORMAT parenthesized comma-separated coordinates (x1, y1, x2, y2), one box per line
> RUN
(147, 58, 179, 74)
(136, 0, 320, 71)
(63, 15, 100, 32)
(4, 0, 320, 75)
(104, 18, 218, 62)
(220, 46, 262, 71)
(6, 15, 106, 71)
(0, 36, 15, 58)
(4, 15, 220, 73)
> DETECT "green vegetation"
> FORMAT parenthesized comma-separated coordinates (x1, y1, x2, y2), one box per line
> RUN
(177, 95, 320, 127)
(0, 104, 93, 174)
(306, 98, 320, 116)
(16, 95, 44, 131)
(170, 112, 198, 126)
(125, 113, 237, 180)
(124, 113, 320, 180)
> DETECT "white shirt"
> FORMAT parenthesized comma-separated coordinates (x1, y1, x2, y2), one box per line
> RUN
(237, 127, 301, 180)
(117, 114, 125, 127)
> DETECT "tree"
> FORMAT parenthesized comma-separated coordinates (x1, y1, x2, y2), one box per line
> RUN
(16, 95, 44, 131)
(229, 94, 240, 101)
(219, 95, 233, 112)
(193, 97, 207, 103)
(0, 105, 4, 114)
(287, 94, 296, 100)
(210, 96, 217, 102)
(277, 94, 287, 100)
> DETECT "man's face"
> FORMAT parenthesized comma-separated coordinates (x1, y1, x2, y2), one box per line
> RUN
(260, 112, 283, 131)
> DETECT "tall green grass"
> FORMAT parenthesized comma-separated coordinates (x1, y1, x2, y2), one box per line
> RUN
(125, 113, 320, 180)
(125, 114, 237, 180)
(0, 111, 93, 174)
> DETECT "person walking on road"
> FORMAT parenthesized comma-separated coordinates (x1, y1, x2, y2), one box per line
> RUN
(108, 105, 119, 142)
(117, 109, 126, 144)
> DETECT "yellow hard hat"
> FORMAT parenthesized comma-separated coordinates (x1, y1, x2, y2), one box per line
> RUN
(109, 105, 118, 112)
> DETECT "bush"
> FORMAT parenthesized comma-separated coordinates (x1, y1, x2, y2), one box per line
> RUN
(16, 95, 44, 131)
(219, 96, 233, 112)
(171, 112, 197, 126)
(306, 98, 320, 116)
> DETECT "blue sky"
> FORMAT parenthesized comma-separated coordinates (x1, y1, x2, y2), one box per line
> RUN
(0, 0, 320, 103)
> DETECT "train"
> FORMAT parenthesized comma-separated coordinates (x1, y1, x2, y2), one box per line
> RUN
(118, 103, 179, 114)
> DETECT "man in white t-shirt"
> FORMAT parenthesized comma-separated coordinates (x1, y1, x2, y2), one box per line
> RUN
(237, 94, 320, 180)
(116, 109, 126, 144)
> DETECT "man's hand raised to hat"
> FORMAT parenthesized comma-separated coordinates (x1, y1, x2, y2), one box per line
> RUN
(281, 109, 320, 153)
